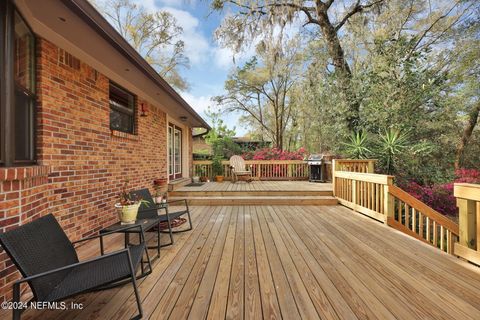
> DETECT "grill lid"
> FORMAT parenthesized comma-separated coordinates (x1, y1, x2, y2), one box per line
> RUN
(306, 154, 324, 165)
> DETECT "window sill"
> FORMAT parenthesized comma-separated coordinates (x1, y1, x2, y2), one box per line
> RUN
(0, 165, 51, 181)
(111, 130, 139, 141)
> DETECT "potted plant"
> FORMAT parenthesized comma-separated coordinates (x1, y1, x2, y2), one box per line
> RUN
(154, 189, 163, 204)
(212, 156, 224, 182)
(114, 181, 148, 225)
(192, 175, 200, 183)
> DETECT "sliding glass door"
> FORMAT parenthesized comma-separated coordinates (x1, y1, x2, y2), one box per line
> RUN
(168, 124, 182, 180)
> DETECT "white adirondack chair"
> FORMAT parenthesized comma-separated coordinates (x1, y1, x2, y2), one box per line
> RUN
(229, 155, 253, 183)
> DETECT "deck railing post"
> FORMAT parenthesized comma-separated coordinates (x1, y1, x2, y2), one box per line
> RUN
(383, 177, 394, 224)
(332, 159, 339, 197)
(367, 160, 375, 173)
(456, 198, 477, 250)
(453, 183, 480, 265)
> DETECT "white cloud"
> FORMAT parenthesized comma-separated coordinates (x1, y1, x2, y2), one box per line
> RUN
(161, 7, 211, 66)
(180, 92, 214, 115)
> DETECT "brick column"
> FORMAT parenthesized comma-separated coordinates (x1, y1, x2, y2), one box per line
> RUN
(0, 166, 51, 301)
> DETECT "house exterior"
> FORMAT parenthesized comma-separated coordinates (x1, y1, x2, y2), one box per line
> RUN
(0, 0, 209, 302)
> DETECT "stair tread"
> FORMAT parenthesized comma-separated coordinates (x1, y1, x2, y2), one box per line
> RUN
(170, 196, 336, 199)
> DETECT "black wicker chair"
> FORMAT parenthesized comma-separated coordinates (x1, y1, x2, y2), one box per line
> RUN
(130, 188, 192, 247)
(0, 214, 147, 320)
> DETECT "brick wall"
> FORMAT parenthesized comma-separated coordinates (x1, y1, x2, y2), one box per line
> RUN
(0, 38, 176, 301)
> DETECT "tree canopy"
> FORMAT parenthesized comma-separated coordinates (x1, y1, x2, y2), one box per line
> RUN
(212, 0, 480, 184)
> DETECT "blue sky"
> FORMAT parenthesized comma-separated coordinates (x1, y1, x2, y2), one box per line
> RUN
(138, 0, 248, 134)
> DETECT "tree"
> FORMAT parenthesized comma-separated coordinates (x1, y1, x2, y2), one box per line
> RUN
(94, 0, 189, 90)
(212, 0, 386, 130)
(449, 11, 480, 169)
(214, 35, 304, 149)
(204, 107, 241, 158)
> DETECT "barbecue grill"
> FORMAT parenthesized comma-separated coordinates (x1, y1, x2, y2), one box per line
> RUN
(306, 154, 332, 182)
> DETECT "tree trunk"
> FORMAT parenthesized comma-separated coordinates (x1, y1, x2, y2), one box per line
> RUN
(454, 102, 480, 170)
(315, 5, 360, 131)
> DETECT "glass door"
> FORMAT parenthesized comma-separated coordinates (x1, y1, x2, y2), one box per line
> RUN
(168, 124, 182, 180)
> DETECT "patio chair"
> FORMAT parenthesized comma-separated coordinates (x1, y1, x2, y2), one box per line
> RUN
(229, 155, 253, 183)
(0, 214, 147, 320)
(130, 188, 193, 247)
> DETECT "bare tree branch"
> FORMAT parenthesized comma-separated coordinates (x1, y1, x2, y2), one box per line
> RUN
(334, 0, 385, 32)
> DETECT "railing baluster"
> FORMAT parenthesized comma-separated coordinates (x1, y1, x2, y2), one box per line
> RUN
(440, 226, 445, 251)
(419, 212, 424, 238)
(426, 217, 430, 243)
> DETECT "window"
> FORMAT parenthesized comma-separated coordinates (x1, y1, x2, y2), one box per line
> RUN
(109, 82, 136, 134)
(1, 1, 36, 166)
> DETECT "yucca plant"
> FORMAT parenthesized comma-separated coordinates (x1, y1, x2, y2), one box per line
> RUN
(377, 128, 409, 174)
(342, 131, 372, 159)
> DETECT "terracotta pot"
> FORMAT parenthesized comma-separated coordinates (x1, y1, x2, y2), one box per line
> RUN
(115, 203, 140, 225)
(215, 176, 224, 182)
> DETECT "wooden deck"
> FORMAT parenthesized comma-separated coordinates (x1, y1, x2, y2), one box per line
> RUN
(19, 205, 480, 320)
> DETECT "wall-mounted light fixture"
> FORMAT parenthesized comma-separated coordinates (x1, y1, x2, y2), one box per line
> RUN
(179, 116, 188, 122)
(140, 103, 148, 117)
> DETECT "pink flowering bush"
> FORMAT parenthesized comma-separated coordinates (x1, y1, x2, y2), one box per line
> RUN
(242, 147, 307, 160)
(402, 169, 480, 217)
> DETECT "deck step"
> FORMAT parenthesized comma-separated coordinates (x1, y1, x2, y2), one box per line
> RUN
(168, 178, 191, 191)
(169, 190, 333, 197)
(169, 195, 338, 206)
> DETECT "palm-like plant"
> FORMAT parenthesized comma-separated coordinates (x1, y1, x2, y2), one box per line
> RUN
(342, 131, 372, 159)
(377, 128, 409, 174)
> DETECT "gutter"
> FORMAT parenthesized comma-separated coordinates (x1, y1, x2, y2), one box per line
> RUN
(60, 0, 211, 130)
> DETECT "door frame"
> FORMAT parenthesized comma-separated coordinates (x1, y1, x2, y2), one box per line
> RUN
(168, 123, 183, 180)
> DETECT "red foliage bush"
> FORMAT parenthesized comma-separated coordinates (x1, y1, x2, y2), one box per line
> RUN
(242, 147, 307, 160)
(402, 169, 480, 216)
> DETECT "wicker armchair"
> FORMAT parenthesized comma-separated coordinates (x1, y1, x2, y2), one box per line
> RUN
(0, 214, 147, 320)
(130, 188, 193, 247)
(229, 155, 253, 183)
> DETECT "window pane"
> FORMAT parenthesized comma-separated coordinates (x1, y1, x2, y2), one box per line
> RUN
(109, 82, 135, 133)
(15, 88, 33, 161)
(14, 11, 34, 93)
(110, 108, 133, 133)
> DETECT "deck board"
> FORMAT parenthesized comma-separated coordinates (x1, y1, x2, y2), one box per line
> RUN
(15, 205, 480, 320)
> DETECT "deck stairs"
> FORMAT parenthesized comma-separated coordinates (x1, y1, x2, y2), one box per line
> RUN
(169, 188, 337, 206)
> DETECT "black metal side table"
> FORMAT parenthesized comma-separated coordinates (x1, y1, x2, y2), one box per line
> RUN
(100, 217, 163, 278)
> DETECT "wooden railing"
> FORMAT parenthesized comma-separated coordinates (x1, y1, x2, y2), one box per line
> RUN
(333, 159, 376, 173)
(192, 160, 312, 181)
(334, 169, 459, 254)
(388, 185, 458, 254)
(332, 159, 377, 197)
(454, 183, 480, 265)
(334, 171, 393, 222)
